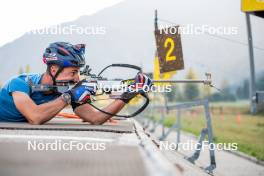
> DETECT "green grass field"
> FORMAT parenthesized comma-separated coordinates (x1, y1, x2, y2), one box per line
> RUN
(150, 101, 264, 161)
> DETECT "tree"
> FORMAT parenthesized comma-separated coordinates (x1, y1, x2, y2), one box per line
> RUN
(236, 79, 249, 100)
(25, 64, 31, 73)
(210, 79, 236, 102)
(18, 65, 31, 75)
(18, 67, 24, 74)
(242, 79, 249, 99)
(183, 68, 199, 101)
(256, 72, 264, 91)
(202, 85, 211, 99)
(221, 79, 230, 94)
(256, 72, 264, 112)
(165, 85, 176, 102)
(165, 84, 183, 102)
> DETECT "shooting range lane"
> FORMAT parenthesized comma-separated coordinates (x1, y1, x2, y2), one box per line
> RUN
(0, 118, 196, 176)
(0, 118, 145, 176)
(0, 143, 146, 176)
(0, 118, 212, 175)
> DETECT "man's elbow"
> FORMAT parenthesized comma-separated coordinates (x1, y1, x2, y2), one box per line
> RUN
(28, 120, 42, 125)
(27, 115, 43, 125)
(89, 118, 103, 125)
(85, 114, 104, 125)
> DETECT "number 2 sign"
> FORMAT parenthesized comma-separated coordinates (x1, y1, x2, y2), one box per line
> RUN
(154, 26, 184, 73)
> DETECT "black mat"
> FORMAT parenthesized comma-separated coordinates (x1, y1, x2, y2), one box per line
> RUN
(0, 118, 134, 133)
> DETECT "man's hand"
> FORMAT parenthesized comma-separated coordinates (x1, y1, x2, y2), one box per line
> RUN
(132, 72, 153, 92)
(68, 79, 96, 104)
(120, 73, 152, 103)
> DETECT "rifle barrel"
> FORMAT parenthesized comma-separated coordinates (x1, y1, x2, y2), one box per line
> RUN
(152, 79, 211, 84)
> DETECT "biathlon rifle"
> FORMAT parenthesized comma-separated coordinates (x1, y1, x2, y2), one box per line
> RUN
(30, 63, 213, 118)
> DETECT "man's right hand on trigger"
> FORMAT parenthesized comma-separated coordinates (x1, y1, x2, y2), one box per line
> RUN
(68, 79, 96, 104)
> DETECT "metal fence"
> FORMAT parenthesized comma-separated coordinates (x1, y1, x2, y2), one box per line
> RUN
(137, 99, 216, 174)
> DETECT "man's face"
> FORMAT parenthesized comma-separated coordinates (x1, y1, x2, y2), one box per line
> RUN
(50, 65, 80, 84)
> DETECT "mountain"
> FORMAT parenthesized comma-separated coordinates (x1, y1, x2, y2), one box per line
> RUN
(0, 0, 263, 88)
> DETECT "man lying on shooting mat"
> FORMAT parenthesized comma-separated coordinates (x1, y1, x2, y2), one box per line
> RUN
(0, 42, 152, 125)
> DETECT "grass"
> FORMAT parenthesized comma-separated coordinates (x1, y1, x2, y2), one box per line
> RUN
(149, 102, 264, 161)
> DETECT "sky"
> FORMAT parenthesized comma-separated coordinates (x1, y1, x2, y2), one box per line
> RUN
(0, 0, 124, 47)
(0, 0, 263, 87)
